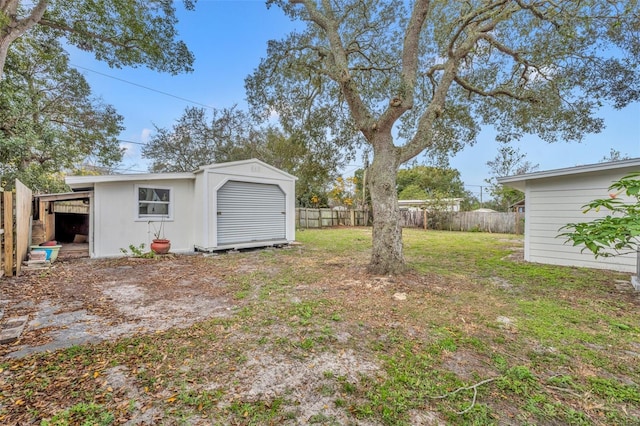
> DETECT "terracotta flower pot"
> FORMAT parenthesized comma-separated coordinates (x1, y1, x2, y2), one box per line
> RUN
(150, 239, 171, 255)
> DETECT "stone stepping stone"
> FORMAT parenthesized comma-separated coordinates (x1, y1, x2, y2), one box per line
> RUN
(0, 315, 29, 345)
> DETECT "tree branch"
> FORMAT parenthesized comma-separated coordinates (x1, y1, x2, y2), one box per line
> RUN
(348, 65, 393, 72)
(2, 0, 48, 35)
(38, 18, 140, 50)
(453, 75, 538, 102)
(399, 28, 481, 163)
(398, 2, 522, 163)
(513, 0, 561, 29)
(290, 0, 374, 139)
(427, 377, 499, 415)
(376, 0, 431, 132)
(447, 1, 509, 58)
(0, 0, 49, 77)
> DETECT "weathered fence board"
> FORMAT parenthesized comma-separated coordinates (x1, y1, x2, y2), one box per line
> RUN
(1, 179, 34, 276)
(296, 208, 370, 228)
(1, 192, 5, 277)
(3, 191, 13, 276)
(15, 180, 33, 275)
(444, 211, 523, 234)
(399, 210, 522, 233)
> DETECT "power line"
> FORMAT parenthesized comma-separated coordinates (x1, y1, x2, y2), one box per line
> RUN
(113, 167, 148, 173)
(118, 139, 147, 146)
(71, 63, 215, 110)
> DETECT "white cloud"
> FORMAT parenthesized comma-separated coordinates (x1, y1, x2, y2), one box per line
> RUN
(268, 108, 280, 123)
(140, 128, 152, 143)
(121, 142, 134, 155)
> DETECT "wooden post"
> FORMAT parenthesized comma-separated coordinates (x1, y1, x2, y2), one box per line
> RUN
(350, 209, 355, 227)
(4, 191, 13, 276)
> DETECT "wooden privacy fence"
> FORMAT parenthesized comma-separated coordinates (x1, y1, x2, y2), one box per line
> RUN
(296, 207, 523, 234)
(399, 210, 523, 234)
(1, 180, 33, 276)
(296, 208, 371, 228)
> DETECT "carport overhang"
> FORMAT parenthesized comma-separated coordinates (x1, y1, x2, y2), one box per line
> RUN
(33, 191, 93, 220)
(33, 191, 94, 257)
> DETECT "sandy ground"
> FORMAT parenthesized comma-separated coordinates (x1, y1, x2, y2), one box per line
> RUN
(1, 255, 235, 358)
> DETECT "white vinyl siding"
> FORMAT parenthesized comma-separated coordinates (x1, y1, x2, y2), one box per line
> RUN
(524, 171, 637, 272)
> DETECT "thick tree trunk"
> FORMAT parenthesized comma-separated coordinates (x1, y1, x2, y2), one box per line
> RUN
(367, 137, 404, 275)
(0, 37, 10, 77)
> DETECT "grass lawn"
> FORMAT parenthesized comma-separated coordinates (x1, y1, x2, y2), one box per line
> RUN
(1, 228, 639, 425)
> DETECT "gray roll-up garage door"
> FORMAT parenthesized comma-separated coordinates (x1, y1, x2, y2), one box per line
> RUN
(217, 180, 286, 246)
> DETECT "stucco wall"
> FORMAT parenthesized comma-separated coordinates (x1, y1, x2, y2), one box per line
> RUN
(524, 169, 636, 273)
(92, 179, 195, 257)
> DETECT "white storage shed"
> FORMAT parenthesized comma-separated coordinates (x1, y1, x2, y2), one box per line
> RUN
(497, 158, 640, 273)
(192, 160, 297, 251)
(65, 159, 297, 257)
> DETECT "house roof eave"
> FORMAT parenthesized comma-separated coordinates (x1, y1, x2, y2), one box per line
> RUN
(65, 172, 195, 189)
(194, 158, 298, 181)
(497, 157, 640, 190)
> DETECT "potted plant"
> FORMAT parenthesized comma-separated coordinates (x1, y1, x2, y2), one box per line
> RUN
(149, 219, 171, 255)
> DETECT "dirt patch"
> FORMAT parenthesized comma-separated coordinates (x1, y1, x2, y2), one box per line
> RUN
(230, 349, 381, 424)
(1, 255, 236, 358)
(441, 349, 498, 381)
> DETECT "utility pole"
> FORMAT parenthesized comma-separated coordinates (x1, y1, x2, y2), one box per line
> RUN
(465, 185, 484, 208)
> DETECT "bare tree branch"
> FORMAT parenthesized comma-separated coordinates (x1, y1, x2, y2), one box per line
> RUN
(453, 75, 537, 102)
(427, 377, 499, 415)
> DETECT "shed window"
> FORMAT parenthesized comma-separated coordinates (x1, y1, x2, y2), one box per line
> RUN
(136, 186, 172, 219)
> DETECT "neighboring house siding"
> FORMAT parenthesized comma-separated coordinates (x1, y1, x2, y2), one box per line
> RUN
(524, 170, 636, 273)
(93, 179, 195, 257)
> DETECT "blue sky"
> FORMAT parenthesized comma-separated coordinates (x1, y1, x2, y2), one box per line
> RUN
(68, 0, 640, 199)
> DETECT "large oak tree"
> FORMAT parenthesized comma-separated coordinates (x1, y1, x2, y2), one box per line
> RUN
(247, 0, 640, 274)
(0, 0, 195, 78)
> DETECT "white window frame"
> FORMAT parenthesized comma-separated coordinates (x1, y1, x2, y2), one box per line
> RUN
(135, 184, 173, 221)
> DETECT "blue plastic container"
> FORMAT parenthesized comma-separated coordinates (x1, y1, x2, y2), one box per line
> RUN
(30, 245, 62, 261)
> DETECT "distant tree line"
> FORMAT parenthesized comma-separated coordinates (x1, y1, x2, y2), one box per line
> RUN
(141, 106, 345, 207)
